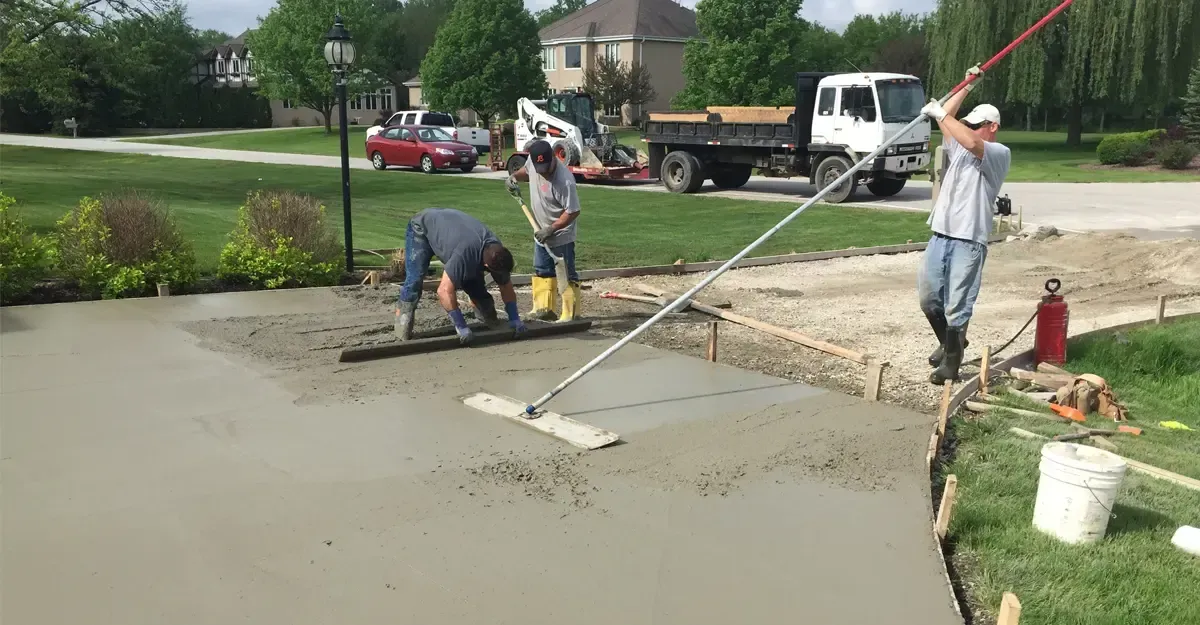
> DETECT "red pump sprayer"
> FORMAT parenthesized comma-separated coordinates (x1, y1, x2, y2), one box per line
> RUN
(1034, 279, 1069, 365)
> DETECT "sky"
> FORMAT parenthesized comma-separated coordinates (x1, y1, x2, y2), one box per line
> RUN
(183, 0, 937, 38)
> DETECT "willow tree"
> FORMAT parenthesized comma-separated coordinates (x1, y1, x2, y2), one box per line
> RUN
(930, 0, 1200, 145)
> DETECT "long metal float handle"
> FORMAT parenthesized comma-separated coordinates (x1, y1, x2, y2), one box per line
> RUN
(523, 0, 1077, 415)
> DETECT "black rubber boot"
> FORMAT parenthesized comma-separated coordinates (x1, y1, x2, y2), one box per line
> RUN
(930, 326, 965, 385)
(928, 336, 969, 367)
(924, 309, 948, 367)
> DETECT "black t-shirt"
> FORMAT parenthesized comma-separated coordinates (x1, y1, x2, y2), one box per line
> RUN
(410, 208, 510, 286)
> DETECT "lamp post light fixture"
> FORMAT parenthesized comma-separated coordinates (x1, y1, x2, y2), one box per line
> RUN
(324, 14, 356, 272)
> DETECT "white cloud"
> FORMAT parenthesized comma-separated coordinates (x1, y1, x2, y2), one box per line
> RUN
(183, 0, 937, 38)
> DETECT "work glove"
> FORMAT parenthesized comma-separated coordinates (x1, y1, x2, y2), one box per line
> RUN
(964, 64, 984, 92)
(921, 99, 948, 123)
(395, 300, 417, 341)
(448, 309, 474, 345)
(534, 225, 556, 244)
(505, 301, 527, 337)
(505, 175, 520, 195)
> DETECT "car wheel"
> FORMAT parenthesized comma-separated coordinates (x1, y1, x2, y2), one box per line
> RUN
(506, 154, 527, 176)
(371, 151, 387, 170)
(867, 177, 907, 197)
(420, 154, 436, 174)
(814, 155, 858, 203)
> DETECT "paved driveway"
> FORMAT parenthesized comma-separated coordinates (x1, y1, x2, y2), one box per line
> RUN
(5, 133, 1198, 239)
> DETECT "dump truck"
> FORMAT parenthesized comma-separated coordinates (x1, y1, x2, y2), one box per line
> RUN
(642, 72, 932, 203)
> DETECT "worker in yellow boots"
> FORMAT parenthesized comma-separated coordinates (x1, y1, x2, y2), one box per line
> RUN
(506, 139, 582, 321)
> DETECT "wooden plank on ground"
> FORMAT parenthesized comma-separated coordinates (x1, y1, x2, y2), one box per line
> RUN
(1008, 369, 1073, 389)
(935, 475, 958, 540)
(1007, 428, 1200, 492)
(965, 401, 1069, 423)
(1036, 362, 1072, 376)
(338, 320, 592, 362)
(460, 391, 620, 450)
(997, 593, 1022, 625)
(637, 284, 870, 365)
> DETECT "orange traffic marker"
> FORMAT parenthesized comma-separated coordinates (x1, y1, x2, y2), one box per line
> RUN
(1049, 403, 1087, 423)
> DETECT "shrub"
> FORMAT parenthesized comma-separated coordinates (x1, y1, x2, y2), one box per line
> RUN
(55, 190, 197, 298)
(0, 193, 52, 303)
(1096, 131, 1162, 166)
(1156, 141, 1198, 170)
(217, 190, 342, 289)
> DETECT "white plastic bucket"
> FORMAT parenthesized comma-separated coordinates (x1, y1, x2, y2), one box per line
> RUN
(1172, 526, 1200, 557)
(1032, 442, 1128, 544)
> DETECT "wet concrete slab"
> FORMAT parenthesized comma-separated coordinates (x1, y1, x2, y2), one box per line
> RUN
(1, 290, 961, 625)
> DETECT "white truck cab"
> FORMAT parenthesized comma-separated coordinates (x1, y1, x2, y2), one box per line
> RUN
(809, 73, 931, 179)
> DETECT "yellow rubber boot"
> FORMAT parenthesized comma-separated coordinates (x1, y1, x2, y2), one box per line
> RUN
(558, 282, 582, 322)
(525, 276, 559, 321)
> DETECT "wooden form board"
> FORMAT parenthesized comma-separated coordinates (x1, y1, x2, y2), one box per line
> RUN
(705, 106, 793, 123)
(338, 319, 592, 363)
(636, 284, 871, 365)
(935, 474, 958, 540)
(1007, 428, 1200, 492)
(461, 391, 620, 450)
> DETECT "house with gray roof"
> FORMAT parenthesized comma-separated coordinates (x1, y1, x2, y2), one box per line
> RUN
(539, 0, 699, 123)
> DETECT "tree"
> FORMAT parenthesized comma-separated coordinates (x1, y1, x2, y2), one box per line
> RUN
(420, 0, 545, 123)
(535, 0, 588, 28)
(0, 0, 169, 44)
(195, 28, 231, 48)
(841, 12, 926, 73)
(674, 0, 807, 109)
(399, 0, 456, 73)
(930, 0, 1200, 146)
(583, 55, 657, 121)
(1183, 61, 1200, 142)
(251, 0, 384, 133)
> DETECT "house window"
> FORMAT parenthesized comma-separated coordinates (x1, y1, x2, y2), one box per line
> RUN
(349, 96, 361, 111)
(379, 88, 393, 111)
(231, 59, 241, 76)
(565, 44, 581, 69)
(817, 88, 836, 116)
(604, 43, 619, 63)
(216, 58, 226, 75)
(244, 57, 254, 77)
(542, 47, 557, 71)
(604, 103, 621, 117)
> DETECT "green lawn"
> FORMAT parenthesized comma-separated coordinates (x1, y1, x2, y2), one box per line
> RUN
(943, 319, 1200, 625)
(0, 146, 931, 271)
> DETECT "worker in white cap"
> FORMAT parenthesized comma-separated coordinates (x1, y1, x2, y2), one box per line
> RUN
(918, 68, 1011, 386)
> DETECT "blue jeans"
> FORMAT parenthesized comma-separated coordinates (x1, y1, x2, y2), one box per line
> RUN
(398, 221, 494, 314)
(533, 241, 579, 283)
(918, 234, 988, 329)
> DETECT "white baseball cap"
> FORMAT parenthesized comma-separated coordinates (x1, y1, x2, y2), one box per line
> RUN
(963, 104, 1001, 127)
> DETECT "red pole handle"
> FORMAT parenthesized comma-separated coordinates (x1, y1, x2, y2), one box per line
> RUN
(948, 0, 1077, 97)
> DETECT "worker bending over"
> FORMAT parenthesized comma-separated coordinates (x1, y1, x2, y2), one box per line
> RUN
(506, 139, 582, 321)
(395, 208, 526, 344)
(918, 67, 1011, 385)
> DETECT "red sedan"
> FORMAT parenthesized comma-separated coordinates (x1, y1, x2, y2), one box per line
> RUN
(366, 125, 479, 173)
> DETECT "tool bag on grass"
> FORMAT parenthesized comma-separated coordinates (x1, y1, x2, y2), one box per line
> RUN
(1056, 374, 1128, 422)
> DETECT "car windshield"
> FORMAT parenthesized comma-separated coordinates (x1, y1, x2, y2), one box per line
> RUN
(876, 80, 926, 123)
(423, 112, 454, 127)
(417, 127, 454, 142)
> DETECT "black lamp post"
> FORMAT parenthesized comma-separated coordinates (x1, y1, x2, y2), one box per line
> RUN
(324, 14, 356, 272)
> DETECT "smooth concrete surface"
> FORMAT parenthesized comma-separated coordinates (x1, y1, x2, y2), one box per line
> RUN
(5, 132, 1198, 239)
(1, 289, 960, 625)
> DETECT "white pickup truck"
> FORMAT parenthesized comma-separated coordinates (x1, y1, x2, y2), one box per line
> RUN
(366, 110, 490, 153)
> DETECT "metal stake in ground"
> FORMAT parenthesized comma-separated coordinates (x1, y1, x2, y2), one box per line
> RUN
(514, 0, 1079, 416)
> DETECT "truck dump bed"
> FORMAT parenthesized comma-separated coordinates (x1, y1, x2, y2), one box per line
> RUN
(642, 120, 798, 149)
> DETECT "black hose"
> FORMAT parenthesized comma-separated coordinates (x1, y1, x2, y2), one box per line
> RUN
(966, 307, 1039, 366)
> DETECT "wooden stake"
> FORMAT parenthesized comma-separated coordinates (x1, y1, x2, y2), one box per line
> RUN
(369, 270, 380, 288)
(706, 321, 718, 362)
(997, 592, 1022, 625)
(980, 345, 991, 396)
(1157, 295, 1167, 324)
(1018, 205, 1023, 230)
(935, 474, 958, 540)
(937, 380, 953, 439)
(864, 359, 885, 402)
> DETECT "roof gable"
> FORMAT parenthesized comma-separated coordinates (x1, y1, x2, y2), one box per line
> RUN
(539, 0, 698, 42)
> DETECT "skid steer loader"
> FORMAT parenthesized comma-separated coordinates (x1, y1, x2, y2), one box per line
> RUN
(507, 92, 644, 181)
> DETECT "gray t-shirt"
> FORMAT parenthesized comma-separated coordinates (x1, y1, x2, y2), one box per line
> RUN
(928, 136, 1011, 244)
(526, 158, 580, 247)
(410, 208, 508, 287)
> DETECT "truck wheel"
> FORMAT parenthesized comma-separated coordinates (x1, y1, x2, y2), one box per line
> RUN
(815, 155, 858, 203)
(661, 151, 703, 193)
(506, 154, 527, 176)
(552, 139, 581, 166)
(867, 178, 907, 197)
(710, 165, 752, 189)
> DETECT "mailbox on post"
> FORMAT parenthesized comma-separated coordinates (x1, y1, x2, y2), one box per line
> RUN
(63, 117, 78, 138)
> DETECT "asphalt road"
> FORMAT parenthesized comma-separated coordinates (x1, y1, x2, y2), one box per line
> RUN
(5, 133, 1198, 239)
